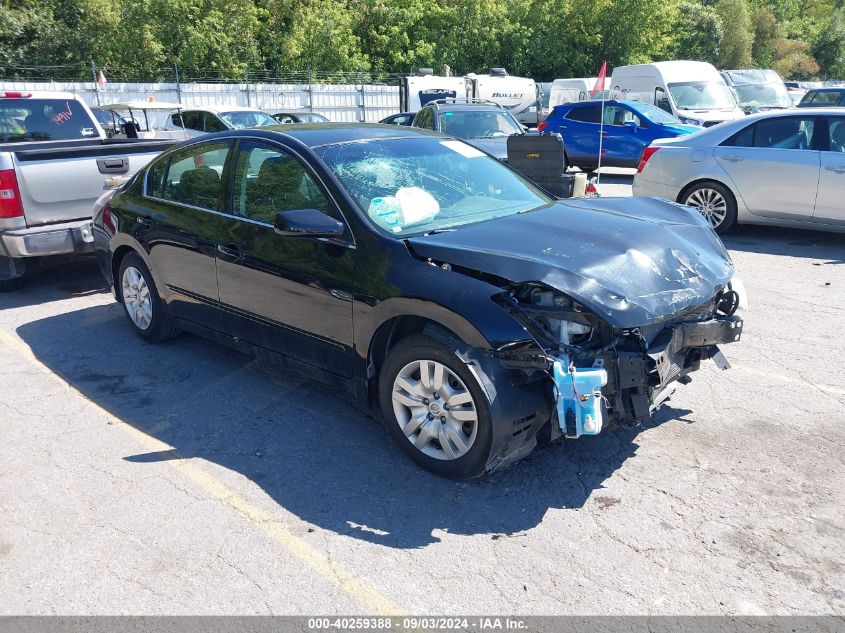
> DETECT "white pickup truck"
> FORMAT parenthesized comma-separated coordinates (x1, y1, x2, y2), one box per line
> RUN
(0, 91, 176, 290)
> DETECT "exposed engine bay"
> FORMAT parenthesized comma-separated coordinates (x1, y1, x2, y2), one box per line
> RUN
(495, 281, 745, 439)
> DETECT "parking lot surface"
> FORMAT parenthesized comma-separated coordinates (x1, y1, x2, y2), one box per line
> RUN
(1, 175, 843, 615)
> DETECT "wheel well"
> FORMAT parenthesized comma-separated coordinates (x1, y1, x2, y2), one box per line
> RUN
(111, 246, 136, 302)
(677, 178, 736, 206)
(366, 316, 465, 397)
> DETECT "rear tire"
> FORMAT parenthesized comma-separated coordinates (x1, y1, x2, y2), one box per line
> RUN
(378, 335, 493, 479)
(0, 276, 22, 292)
(118, 252, 181, 342)
(681, 181, 738, 234)
(0, 256, 24, 292)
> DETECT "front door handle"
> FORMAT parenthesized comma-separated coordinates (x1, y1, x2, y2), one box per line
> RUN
(216, 243, 243, 260)
(825, 165, 845, 174)
(722, 156, 744, 163)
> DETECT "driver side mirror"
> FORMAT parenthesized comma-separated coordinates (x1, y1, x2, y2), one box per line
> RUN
(624, 120, 638, 129)
(274, 208, 345, 238)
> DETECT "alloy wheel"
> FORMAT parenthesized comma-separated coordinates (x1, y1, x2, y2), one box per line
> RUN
(391, 359, 478, 461)
(686, 188, 728, 229)
(121, 266, 153, 331)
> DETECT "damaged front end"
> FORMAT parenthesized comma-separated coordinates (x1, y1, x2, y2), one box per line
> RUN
(493, 281, 744, 439)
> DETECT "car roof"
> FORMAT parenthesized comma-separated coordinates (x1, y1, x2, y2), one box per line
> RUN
(185, 105, 270, 114)
(224, 122, 444, 148)
(425, 103, 502, 112)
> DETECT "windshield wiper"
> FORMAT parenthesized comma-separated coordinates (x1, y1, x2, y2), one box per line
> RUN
(424, 228, 457, 235)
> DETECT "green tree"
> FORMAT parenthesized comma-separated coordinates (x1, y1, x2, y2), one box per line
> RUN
(813, 6, 845, 78)
(672, 1, 723, 64)
(773, 37, 820, 78)
(752, 4, 779, 67)
(717, 0, 753, 67)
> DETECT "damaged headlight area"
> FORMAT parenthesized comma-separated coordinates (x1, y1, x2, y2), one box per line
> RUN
(494, 282, 744, 440)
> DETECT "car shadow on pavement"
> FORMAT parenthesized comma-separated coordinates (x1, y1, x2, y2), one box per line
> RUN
(722, 225, 845, 263)
(16, 303, 688, 549)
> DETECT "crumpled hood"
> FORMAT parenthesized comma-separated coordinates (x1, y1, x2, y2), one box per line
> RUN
(405, 197, 735, 328)
(463, 137, 509, 161)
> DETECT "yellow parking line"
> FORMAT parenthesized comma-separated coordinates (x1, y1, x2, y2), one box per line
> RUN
(0, 327, 406, 616)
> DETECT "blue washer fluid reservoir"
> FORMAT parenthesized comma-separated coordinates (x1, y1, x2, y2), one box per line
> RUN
(553, 358, 608, 438)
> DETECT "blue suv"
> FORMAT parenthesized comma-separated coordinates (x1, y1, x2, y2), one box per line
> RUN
(538, 99, 699, 171)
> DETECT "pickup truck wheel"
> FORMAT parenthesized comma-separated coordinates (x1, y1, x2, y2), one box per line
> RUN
(0, 256, 24, 292)
(118, 253, 180, 342)
(0, 276, 22, 292)
(379, 335, 493, 479)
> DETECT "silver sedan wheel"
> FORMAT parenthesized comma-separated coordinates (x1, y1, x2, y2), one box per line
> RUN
(121, 266, 153, 331)
(391, 359, 478, 461)
(686, 188, 728, 229)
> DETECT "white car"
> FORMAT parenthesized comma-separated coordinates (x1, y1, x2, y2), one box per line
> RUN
(164, 106, 277, 137)
(633, 108, 845, 234)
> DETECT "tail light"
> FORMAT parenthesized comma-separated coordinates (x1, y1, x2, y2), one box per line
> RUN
(0, 169, 23, 218)
(637, 146, 660, 173)
(537, 121, 549, 132)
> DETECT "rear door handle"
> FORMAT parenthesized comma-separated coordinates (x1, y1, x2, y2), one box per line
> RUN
(825, 165, 845, 174)
(722, 156, 744, 163)
(217, 243, 243, 260)
(135, 216, 154, 227)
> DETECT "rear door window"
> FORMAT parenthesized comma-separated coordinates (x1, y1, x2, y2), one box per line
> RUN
(159, 141, 231, 210)
(565, 105, 601, 123)
(0, 98, 98, 142)
(723, 117, 817, 150)
(827, 118, 845, 152)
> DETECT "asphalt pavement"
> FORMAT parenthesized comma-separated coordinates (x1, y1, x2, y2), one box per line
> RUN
(1, 175, 843, 615)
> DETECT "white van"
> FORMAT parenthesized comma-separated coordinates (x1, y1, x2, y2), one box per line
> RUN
(610, 61, 744, 127)
(465, 68, 537, 126)
(549, 78, 598, 108)
(400, 70, 468, 113)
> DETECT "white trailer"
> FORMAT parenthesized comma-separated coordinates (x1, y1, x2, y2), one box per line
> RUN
(399, 70, 468, 113)
(465, 69, 537, 126)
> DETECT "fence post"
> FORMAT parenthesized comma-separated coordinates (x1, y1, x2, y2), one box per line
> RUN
(244, 69, 251, 107)
(359, 82, 366, 123)
(90, 62, 101, 106)
(174, 63, 182, 104)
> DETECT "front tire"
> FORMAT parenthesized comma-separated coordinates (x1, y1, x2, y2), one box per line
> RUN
(681, 181, 738, 234)
(118, 252, 180, 342)
(378, 335, 493, 479)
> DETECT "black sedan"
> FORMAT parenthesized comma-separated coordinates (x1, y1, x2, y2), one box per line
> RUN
(93, 124, 744, 478)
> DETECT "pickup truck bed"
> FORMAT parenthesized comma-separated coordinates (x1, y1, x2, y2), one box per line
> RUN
(0, 92, 178, 289)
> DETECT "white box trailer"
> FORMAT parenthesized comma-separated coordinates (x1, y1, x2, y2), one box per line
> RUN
(610, 61, 744, 127)
(465, 69, 537, 126)
(399, 70, 468, 113)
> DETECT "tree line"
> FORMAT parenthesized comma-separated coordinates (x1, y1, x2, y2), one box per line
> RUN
(1, 0, 844, 81)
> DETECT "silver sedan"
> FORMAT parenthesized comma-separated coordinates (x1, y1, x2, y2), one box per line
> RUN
(632, 108, 845, 233)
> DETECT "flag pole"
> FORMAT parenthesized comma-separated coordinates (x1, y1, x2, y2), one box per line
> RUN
(591, 61, 607, 194)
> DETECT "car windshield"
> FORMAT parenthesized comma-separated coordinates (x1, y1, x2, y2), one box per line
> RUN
(668, 81, 737, 110)
(733, 83, 792, 109)
(0, 98, 99, 143)
(220, 111, 278, 129)
(437, 110, 523, 139)
(631, 102, 682, 125)
(314, 137, 551, 236)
